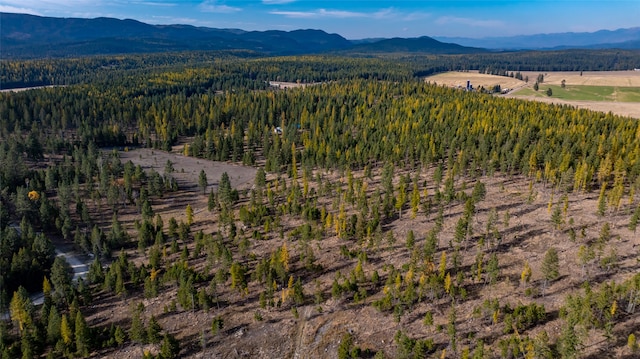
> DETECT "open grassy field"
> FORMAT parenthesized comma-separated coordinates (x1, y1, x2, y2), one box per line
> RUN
(516, 84, 640, 102)
(425, 70, 640, 118)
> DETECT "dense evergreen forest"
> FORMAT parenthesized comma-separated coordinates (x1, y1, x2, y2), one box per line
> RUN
(2, 49, 640, 89)
(1, 52, 640, 358)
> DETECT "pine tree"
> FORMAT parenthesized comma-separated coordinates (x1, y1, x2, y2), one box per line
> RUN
(207, 191, 217, 212)
(75, 310, 90, 357)
(597, 182, 607, 216)
(395, 177, 407, 218)
(542, 247, 560, 294)
(198, 169, 208, 194)
(51, 256, 73, 303)
(147, 315, 162, 343)
(629, 204, 640, 232)
(558, 322, 580, 359)
(448, 304, 458, 353)
(230, 262, 247, 291)
(160, 333, 180, 359)
(486, 254, 499, 285)
(211, 316, 224, 336)
(406, 230, 415, 249)
(551, 205, 564, 230)
(129, 304, 146, 343)
(219, 172, 232, 206)
(46, 306, 62, 344)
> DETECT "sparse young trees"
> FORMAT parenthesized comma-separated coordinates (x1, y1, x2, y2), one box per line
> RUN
(542, 247, 560, 293)
(198, 169, 208, 195)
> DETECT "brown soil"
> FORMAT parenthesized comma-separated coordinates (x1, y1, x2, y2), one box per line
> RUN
(83, 158, 640, 358)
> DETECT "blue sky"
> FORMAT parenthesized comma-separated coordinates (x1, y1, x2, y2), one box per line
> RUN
(1, 1, 638, 39)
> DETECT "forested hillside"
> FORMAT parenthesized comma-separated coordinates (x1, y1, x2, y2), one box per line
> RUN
(3, 50, 640, 90)
(1, 54, 639, 358)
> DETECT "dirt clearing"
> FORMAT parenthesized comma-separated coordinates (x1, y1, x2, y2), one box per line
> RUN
(118, 148, 257, 192)
(425, 71, 524, 90)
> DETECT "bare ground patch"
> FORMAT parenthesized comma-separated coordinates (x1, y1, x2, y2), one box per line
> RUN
(118, 148, 257, 193)
(84, 162, 640, 358)
(425, 71, 525, 90)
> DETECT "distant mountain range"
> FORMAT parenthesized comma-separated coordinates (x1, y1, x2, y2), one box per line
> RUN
(0, 13, 356, 58)
(1, 13, 639, 59)
(435, 27, 640, 50)
(2, 13, 484, 58)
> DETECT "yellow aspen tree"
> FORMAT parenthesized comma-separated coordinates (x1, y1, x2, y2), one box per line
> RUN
(444, 273, 452, 294)
(325, 212, 333, 233)
(61, 314, 73, 345)
(521, 261, 532, 287)
(43, 276, 52, 298)
(405, 267, 414, 285)
(287, 275, 295, 296)
(597, 154, 613, 184)
(291, 142, 298, 181)
(186, 204, 194, 226)
(609, 180, 625, 212)
(9, 289, 31, 333)
(395, 273, 402, 292)
(395, 179, 406, 218)
(280, 243, 290, 272)
(439, 251, 447, 279)
(354, 260, 365, 282)
(302, 171, 309, 198)
(337, 203, 346, 238)
(410, 181, 420, 219)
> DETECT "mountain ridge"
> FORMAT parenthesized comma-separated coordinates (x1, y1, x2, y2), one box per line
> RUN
(2, 12, 639, 59)
(434, 27, 640, 50)
(0, 13, 483, 58)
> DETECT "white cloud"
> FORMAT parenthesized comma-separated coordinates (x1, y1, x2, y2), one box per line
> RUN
(269, 9, 362, 19)
(130, 1, 177, 6)
(262, 0, 296, 4)
(436, 16, 504, 29)
(270, 8, 397, 19)
(1, 0, 99, 16)
(403, 11, 431, 22)
(1, 0, 96, 7)
(199, 1, 241, 13)
(0, 5, 41, 15)
(145, 16, 200, 24)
